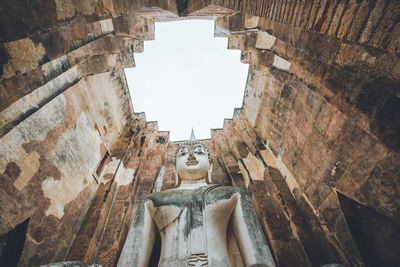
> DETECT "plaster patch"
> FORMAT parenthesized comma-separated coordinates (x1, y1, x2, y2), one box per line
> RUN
(102, 157, 120, 177)
(241, 152, 265, 181)
(100, 19, 114, 34)
(0, 95, 66, 173)
(44, 113, 101, 218)
(42, 176, 68, 218)
(55, 0, 76, 20)
(79, 72, 126, 148)
(272, 55, 291, 71)
(115, 164, 136, 186)
(255, 31, 276, 50)
(3, 38, 46, 74)
(47, 113, 101, 179)
(13, 151, 40, 191)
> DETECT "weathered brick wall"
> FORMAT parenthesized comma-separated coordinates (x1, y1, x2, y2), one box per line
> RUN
(208, 61, 398, 266)
(0, 12, 157, 266)
(210, 4, 399, 265)
(0, 69, 134, 266)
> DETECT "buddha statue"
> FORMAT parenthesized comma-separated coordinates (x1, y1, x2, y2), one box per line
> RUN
(117, 131, 276, 267)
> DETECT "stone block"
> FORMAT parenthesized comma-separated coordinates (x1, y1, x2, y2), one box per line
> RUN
(336, 0, 359, 39)
(387, 23, 400, 54)
(320, 0, 339, 34)
(309, 2, 320, 28)
(255, 31, 276, 50)
(360, 0, 387, 42)
(272, 55, 291, 71)
(227, 34, 245, 50)
(299, 1, 313, 29)
(327, 0, 347, 36)
(369, 2, 400, 48)
(290, 1, 302, 26)
(346, 0, 374, 41)
(244, 14, 259, 28)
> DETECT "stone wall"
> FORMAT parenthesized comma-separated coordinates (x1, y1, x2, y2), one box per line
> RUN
(212, 5, 400, 265)
(0, 69, 133, 266)
(1, 1, 399, 267)
(0, 11, 153, 266)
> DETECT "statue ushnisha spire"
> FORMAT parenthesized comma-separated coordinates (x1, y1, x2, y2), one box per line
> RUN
(190, 128, 196, 142)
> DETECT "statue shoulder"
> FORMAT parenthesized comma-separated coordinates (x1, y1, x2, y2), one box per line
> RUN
(210, 185, 246, 195)
(140, 188, 193, 208)
(204, 185, 247, 204)
(230, 185, 247, 195)
(141, 188, 175, 200)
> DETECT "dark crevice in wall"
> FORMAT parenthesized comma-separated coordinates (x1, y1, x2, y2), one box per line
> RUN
(338, 192, 400, 267)
(176, 0, 189, 17)
(0, 218, 29, 267)
(239, 158, 253, 185)
(0, 43, 9, 77)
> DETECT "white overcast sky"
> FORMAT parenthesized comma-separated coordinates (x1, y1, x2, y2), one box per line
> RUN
(125, 20, 249, 141)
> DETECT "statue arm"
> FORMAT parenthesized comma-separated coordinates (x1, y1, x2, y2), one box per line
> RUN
(117, 199, 157, 267)
(231, 191, 276, 267)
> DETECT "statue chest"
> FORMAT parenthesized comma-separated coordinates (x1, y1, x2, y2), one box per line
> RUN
(145, 186, 241, 267)
(147, 186, 238, 232)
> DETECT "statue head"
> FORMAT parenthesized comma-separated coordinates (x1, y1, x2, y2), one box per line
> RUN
(174, 130, 212, 186)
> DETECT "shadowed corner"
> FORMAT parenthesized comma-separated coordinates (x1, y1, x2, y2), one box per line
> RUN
(0, 218, 30, 267)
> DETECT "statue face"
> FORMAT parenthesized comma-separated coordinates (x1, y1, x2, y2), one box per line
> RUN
(176, 143, 210, 182)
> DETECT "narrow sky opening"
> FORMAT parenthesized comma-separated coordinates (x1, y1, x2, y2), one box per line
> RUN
(125, 20, 249, 141)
